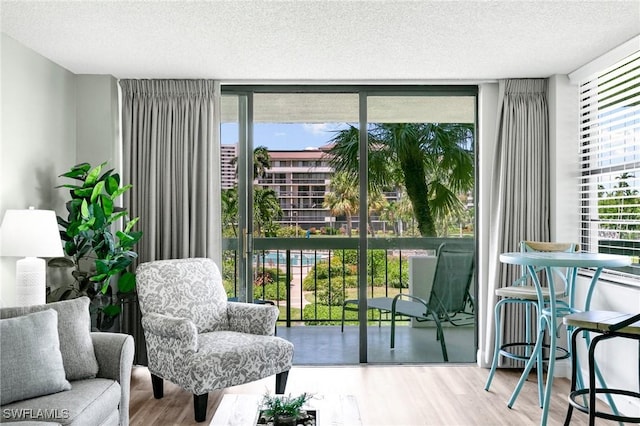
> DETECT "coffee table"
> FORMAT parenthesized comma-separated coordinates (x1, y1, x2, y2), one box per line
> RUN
(210, 393, 362, 426)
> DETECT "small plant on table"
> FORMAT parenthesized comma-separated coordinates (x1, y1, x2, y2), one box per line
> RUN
(260, 392, 313, 426)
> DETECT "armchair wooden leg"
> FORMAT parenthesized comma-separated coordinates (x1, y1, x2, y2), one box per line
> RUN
(151, 374, 163, 399)
(194, 393, 208, 422)
(276, 370, 289, 394)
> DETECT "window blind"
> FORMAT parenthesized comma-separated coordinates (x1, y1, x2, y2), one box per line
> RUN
(579, 50, 640, 276)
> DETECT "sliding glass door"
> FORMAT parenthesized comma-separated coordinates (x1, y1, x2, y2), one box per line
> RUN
(220, 86, 477, 364)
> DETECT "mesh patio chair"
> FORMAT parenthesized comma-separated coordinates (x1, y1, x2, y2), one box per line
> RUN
(342, 244, 475, 361)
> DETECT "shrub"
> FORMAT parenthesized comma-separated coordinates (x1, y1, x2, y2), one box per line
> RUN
(302, 304, 350, 325)
(302, 261, 348, 290)
(276, 225, 303, 237)
(302, 303, 385, 326)
(337, 249, 358, 265)
(253, 267, 288, 300)
(317, 281, 345, 306)
(384, 257, 409, 288)
(322, 226, 339, 235)
(253, 281, 288, 301)
(302, 272, 358, 292)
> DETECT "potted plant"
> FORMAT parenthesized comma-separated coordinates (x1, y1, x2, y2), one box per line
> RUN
(260, 392, 312, 426)
(57, 162, 142, 330)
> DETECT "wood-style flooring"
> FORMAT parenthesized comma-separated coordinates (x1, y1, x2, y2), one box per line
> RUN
(129, 365, 581, 425)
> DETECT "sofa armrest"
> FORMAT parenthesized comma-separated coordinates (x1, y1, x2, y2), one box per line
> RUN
(227, 302, 279, 336)
(91, 332, 134, 426)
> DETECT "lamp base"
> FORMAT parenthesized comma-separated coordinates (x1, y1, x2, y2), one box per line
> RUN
(15, 257, 46, 306)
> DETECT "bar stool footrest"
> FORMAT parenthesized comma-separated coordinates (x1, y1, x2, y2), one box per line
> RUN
(499, 342, 570, 362)
(568, 388, 640, 423)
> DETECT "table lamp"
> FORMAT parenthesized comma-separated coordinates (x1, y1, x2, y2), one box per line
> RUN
(0, 207, 64, 306)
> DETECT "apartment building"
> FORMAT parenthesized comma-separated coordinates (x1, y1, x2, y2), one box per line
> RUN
(224, 143, 455, 235)
(258, 147, 335, 232)
(220, 144, 238, 190)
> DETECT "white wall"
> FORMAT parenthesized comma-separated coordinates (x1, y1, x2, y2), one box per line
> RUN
(548, 74, 580, 245)
(0, 34, 77, 306)
(76, 75, 120, 168)
(476, 82, 499, 367)
(0, 34, 119, 307)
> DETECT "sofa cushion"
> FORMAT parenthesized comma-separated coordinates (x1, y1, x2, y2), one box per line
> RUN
(0, 309, 71, 405)
(0, 378, 120, 425)
(0, 297, 99, 380)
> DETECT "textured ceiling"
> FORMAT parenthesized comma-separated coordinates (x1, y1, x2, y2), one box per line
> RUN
(1, 0, 639, 81)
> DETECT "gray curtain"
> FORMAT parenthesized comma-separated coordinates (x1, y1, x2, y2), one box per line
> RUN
(484, 79, 550, 365)
(119, 79, 222, 364)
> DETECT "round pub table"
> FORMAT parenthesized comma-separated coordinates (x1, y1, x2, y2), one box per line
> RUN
(499, 251, 631, 426)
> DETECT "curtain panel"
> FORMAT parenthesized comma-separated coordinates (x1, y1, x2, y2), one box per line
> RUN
(120, 79, 222, 265)
(119, 80, 222, 365)
(484, 79, 550, 365)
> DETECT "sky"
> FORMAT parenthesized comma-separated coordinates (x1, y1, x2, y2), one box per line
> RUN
(221, 122, 350, 150)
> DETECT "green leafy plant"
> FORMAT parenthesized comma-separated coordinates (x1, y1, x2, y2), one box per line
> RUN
(317, 280, 345, 306)
(57, 162, 142, 329)
(261, 392, 312, 420)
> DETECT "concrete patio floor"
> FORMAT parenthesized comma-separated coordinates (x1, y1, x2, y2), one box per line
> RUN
(277, 324, 476, 365)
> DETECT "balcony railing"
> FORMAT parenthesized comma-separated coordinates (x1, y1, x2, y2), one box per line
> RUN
(222, 237, 474, 326)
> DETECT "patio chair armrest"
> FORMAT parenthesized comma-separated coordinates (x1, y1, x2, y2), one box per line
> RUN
(141, 312, 198, 351)
(227, 301, 279, 336)
(391, 293, 430, 316)
(392, 293, 428, 306)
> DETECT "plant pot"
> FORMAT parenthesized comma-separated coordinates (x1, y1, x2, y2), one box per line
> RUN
(273, 414, 298, 426)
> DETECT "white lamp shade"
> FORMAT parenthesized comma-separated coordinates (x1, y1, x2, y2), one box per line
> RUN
(0, 208, 64, 258)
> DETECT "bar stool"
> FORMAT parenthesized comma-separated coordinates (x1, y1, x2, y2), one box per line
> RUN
(564, 311, 640, 426)
(485, 241, 579, 406)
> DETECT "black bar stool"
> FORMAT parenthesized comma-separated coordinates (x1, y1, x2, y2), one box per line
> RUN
(563, 310, 640, 426)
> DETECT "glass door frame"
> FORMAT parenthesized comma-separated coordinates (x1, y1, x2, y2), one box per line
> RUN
(222, 85, 479, 363)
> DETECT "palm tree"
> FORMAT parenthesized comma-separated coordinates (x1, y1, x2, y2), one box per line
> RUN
(253, 146, 271, 180)
(221, 187, 239, 236)
(328, 123, 474, 237)
(254, 187, 282, 237)
(380, 201, 399, 236)
(323, 172, 359, 236)
(230, 145, 272, 180)
(228, 146, 282, 237)
(367, 189, 389, 236)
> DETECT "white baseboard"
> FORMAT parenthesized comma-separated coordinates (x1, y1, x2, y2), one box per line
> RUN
(553, 359, 571, 378)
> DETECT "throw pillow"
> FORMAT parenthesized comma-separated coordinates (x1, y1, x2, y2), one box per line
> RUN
(0, 297, 99, 380)
(0, 309, 71, 405)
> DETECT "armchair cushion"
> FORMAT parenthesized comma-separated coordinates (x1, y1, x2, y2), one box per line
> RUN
(136, 258, 229, 333)
(178, 331, 294, 394)
(0, 297, 99, 381)
(0, 309, 71, 405)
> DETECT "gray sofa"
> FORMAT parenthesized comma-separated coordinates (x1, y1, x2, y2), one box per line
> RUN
(0, 297, 134, 425)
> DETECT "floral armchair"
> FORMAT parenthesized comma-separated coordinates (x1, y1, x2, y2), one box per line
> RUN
(136, 258, 294, 422)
